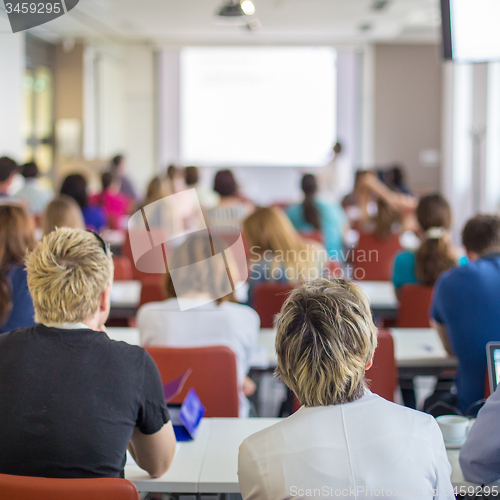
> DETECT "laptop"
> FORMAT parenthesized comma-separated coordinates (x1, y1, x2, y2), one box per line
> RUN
(486, 342, 500, 393)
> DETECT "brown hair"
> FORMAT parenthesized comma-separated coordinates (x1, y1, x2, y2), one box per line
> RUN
(301, 174, 321, 230)
(374, 198, 400, 240)
(42, 195, 85, 236)
(462, 214, 500, 255)
(213, 170, 237, 198)
(415, 194, 456, 286)
(0, 205, 36, 325)
(275, 278, 377, 406)
(185, 166, 199, 186)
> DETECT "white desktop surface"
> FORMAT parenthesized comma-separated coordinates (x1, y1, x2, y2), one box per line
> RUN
(110, 280, 142, 308)
(356, 281, 399, 310)
(198, 418, 280, 494)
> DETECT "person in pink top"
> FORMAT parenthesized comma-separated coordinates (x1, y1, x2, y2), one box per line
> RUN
(90, 171, 131, 229)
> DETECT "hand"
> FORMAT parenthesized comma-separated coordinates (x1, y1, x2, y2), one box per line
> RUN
(242, 376, 257, 396)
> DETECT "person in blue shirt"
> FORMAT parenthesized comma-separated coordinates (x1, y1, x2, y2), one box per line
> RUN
(286, 174, 347, 261)
(431, 215, 500, 415)
(0, 204, 36, 334)
(392, 194, 466, 293)
(60, 174, 107, 233)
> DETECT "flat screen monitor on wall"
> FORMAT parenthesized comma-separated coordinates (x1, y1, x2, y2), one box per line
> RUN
(441, 0, 500, 62)
(180, 47, 336, 168)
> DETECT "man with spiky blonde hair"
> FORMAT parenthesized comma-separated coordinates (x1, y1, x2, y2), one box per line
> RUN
(0, 228, 176, 479)
(238, 278, 454, 500)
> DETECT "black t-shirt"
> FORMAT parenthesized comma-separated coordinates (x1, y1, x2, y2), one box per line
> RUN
(0, 324, 170, 478)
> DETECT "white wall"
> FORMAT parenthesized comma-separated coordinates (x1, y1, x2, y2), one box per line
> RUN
(0, 33, 25, 160)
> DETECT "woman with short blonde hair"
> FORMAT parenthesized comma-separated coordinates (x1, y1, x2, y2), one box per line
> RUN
(238, 277, 454, 500)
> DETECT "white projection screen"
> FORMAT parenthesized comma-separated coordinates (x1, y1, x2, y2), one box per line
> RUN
(180, 47, 336, 167)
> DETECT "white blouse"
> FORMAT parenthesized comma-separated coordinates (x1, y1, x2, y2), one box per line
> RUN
(137, 298, 260, 417)
(239, 390, 454, 500)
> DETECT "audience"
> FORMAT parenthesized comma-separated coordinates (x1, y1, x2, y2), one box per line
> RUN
(243, 206, 326, 304)
(137, 233, 259, 417)
(90, 171, 130, 229)
(184, 166, 219, 209)
(0, 228, 176, 478)
(42, 195, 85, 236)
(286, 173, 347, 260)
(15, 162, 54, 215)
(0, 156, 18, 201)
(60, 173, 107, 233)
(238, 278, 454, 499)
(0, 204, 36, 334)
(460, 384, 500, 483)
(110, 154, 138, 203)
(393, 194, 465, 292)
(206, 170, 254, 230)
(431, 215, 500, 414)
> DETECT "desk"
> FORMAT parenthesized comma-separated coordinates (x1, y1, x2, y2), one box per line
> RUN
(356, 280, 399, 318)
(125, 419, 212, 493)
(199, 418, 279, 494)
(109, 281, 141, 319)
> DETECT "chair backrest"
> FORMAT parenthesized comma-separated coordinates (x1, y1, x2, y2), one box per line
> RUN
(397, 284, 434, 328)
(145, 345, 239, 417)
(113, 256, 134, 281)
(354, 232, 402, 281)
(366, 329, 397, 401)
(298, 230, 324, 245)
(252, 282, 296, 328)
(0, 474, 139, 500)
(139, 283, 166, 308)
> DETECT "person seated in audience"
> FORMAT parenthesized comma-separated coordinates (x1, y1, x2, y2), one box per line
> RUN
(15, 161, 53, 215)
(0, 228, 176, 478)
(206, 170, 254, 230)
(431, 215, 500, 415)
(243, 206, 326, 305)
(238, 278, 454, 500)
(386, 164, 412, 196)
(165, 164, 185, 195)
(90, 171, 131, 229)
(184, 165, 219, 209)
(0, 204, 36, 334)
(0, 156, 19, 202)
(42, 195, 85, 235)
(60, 173, 107, 233)
(460, 384, 500, 483)
(392, 194, 466, 293)
(137, 233, 259, 417)
(110, 154, 138, 203)
(286, 173, 347, 261)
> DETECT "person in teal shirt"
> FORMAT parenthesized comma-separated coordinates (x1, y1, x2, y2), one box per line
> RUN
(286, 174, 347, 261)
(392, 193, 467, 293)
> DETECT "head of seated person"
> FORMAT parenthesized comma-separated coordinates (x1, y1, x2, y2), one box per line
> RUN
(214, 169, 238, 199)
(275, 277, 377, 406)
(462, 215, 500, 261)
(42, 195, 85, 236)
(164, 233, 238, 305)
(244, 206, 325, 282)
(26, 227, 113, 330)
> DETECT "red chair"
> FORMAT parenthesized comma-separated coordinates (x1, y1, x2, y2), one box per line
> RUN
(145, 346, 239, 417)
(366, 329, 397, 401)
(113, 256, 134, 281)
(298, 230, 324, 245)
(252, 282, 296, 328)
(353, 232, 402, 281)
(139, 282, 165, 308)
(397, 284, 434, 328)
(291, 328, 397, 413)
(0, 474, 139, 500)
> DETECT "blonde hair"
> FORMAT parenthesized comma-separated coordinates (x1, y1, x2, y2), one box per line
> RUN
(243, 206, 322, 280)
(164, 233, 236, 304)
(275, 278, 378, 407)
(42, 195, 85, 236)
(26, 228, 113, 324)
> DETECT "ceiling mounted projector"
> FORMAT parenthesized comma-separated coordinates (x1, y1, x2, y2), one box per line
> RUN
(214, 0, 256, 25)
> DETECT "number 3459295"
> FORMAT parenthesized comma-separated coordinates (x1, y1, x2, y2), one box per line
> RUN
(5, 3, 62, 14)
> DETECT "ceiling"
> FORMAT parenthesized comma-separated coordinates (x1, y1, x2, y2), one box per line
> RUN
(0, 0, 442, 45)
